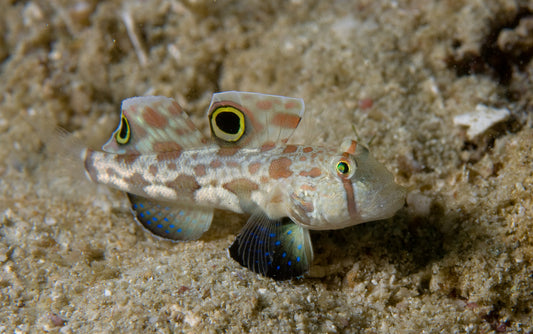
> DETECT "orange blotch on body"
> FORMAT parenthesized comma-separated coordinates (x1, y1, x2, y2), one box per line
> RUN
(193, 164, 207, 177)
(268, 157, 293, 179)
(210, 159, 223, 169)
(165, 175, 201, 199)
(156, 150, 182, 162)
(299, 168, 322, 178)
(260, 141, 276, 152)
(217, 147, 239, 156)
(248, 162, 261, 175)
(115, 154, 140, 165)
(283, 145, 298, 154)
(149, 165, 158, 177)
(223, 178, 259, 196)
(300, 184, 317, 191)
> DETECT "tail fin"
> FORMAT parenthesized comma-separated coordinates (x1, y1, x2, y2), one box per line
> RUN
(20, 111, 96, 203)
(28, 120, 93, 198)
(45, 127, 90, 183)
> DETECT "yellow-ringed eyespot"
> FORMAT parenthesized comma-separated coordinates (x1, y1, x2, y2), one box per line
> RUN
(210, 106, 246, 142)
(116, 114, 131, 145)
(335, 157, 356, 179)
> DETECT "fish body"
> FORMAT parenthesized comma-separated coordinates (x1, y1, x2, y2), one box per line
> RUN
(81, 91, 405, 280)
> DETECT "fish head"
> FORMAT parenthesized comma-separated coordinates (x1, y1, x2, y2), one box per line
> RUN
(289, 139, 406, 230)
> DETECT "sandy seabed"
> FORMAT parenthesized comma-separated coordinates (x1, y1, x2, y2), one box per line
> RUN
(1, 0, 533, 333)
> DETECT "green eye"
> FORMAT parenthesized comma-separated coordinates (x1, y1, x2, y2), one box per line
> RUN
(335, 157, 355, 178)
(116, 115, 131, 145)
(336, 161, 350, 175)
(337, 161, 349, 173)
(210, 106, 245, 142)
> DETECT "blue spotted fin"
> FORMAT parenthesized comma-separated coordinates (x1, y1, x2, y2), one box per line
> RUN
(207, 91, 304, 148)
(127, 193, 213, 241)
(102, 96, 208, 155)
(229, 212, 313, 280)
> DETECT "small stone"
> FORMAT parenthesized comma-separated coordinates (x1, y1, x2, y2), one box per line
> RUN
(44, 216, 57, 226)
(406, 192, 432, 217)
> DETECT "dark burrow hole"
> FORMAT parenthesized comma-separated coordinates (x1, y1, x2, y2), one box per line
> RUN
(447, 7, 533, 86)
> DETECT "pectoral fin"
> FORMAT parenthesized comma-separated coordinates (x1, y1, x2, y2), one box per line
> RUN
(229, 211, 313, 280)
(128, 193, 213, 241)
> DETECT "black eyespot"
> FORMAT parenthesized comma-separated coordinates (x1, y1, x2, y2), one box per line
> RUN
(215, 111, 241, 134)
(210, 106, 245, 142)
(116, 115, 131, 145)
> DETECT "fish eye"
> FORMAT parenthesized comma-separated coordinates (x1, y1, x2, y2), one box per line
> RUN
(337, 161, 350, 174)
(116, 115, 131, 145)
(335, 157, 356, 178)
(210, 106, 245, 142)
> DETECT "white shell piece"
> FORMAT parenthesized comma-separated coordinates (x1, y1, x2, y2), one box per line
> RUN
(453, 104, 510, 140)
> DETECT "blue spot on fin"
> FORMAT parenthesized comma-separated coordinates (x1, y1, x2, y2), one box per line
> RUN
(228, 211, 313, 280)
(127, 193, 213, 241)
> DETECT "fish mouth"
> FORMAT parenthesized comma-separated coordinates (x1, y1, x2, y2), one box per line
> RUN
(354, 181, 406, 222)
(349, 148, 406, 223)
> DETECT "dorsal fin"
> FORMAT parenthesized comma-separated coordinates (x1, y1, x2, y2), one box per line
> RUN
(207, 91, 304, 149)
(102, 96, 207, 155)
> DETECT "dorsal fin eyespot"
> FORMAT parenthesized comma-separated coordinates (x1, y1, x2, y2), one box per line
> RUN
(102, 96, 207, 155)
(116, 115, 131, 145)
(207, 91, 305, 149)
(209, 105, 246, 142)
